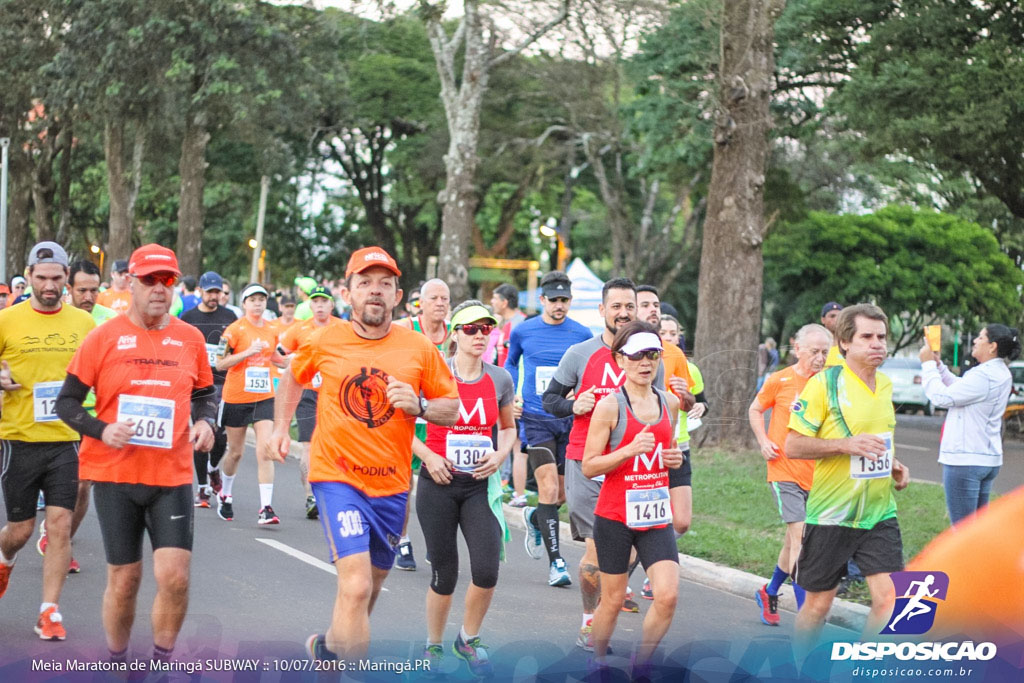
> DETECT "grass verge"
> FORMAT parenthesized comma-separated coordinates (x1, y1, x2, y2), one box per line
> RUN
(682, 448, 952, 604)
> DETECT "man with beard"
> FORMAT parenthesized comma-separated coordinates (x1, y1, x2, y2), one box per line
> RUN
(543, 278, 668, 650)
(505, 271, 593, 589)
(268, 247, 458, 663)
(0, 242, 95, 640)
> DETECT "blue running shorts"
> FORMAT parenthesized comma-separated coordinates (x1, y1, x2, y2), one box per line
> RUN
(312, 481, 407, 570)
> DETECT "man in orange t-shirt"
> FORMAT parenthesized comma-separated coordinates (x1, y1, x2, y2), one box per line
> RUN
(268, 246, 458, 663)
(96, 259, 132, 314)
(56, 244, 215, 665)
(747, 323, 832, 626)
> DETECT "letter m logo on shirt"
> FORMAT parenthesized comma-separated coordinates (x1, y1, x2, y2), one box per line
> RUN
(633, 443, 663, 472)
(458, 397, 487, 425)
(601, 363, 625, 387)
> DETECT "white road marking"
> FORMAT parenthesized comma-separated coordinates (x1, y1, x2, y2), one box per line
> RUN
(895, 443, 930, 452)
(255, 538, 388, 591)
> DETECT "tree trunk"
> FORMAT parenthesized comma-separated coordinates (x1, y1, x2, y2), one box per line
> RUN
(105, 120, 134, 275)
(6, 151, 33, 277)
(693, 0, 785, 447)
(176, 108, 209, 277)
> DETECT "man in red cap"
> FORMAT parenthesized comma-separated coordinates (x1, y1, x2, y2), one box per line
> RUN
(268, 246, 459, 664)
(0, 283, 10, 310)
(56, 244, 216, 665)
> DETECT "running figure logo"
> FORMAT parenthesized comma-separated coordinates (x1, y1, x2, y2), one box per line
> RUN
(340, 367, 395, 428)
(880, 571, 949, 635)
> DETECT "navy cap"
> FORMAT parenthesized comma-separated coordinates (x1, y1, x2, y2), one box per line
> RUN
(541, 280, 572, 299)
(199, 271, 224, 291)
(821, 302, 843, 317)
(112, 259, 130, 273)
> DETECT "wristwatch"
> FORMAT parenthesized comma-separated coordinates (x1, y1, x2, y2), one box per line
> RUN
(200, 417, 218, 431)
(417, 397, 429, 417)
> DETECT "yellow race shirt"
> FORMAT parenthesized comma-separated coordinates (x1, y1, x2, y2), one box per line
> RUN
(0, 301, 96, 441)
(788, 361, 897, 529)
(824, 345, 843, 367)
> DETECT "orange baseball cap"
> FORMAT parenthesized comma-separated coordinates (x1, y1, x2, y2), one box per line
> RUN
(129, 244, 181, 277)
(345, 247, 401, 278)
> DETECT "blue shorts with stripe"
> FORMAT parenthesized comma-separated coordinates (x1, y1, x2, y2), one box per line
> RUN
(311, 481, 407, 570)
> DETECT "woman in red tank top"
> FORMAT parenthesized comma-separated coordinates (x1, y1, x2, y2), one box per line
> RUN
(582, 321, 683, 676)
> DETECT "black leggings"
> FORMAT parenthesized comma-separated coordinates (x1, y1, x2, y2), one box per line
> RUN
(194, 425, 227, 486)
(415, 472, 501, 596)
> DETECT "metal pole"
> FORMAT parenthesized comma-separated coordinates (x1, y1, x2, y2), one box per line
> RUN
(1, 138, 10, 284)
(250, 175, 269, 284)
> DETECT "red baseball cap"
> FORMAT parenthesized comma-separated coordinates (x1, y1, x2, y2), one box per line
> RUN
(129, 244, 181, 277)
(0, 284, 9, 295)
(345, 247, 402, 278)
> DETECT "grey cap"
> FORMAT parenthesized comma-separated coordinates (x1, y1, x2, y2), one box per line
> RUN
(28, 241, 69, 267)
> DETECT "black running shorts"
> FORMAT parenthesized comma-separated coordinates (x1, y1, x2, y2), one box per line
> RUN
(1, 440, 79, 522)
(92, 482, 194, 565)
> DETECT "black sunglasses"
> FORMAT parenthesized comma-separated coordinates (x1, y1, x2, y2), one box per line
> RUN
(456, 323, 495, 336)
(623, 349, 661, 362)
(547, 297, 570, 304)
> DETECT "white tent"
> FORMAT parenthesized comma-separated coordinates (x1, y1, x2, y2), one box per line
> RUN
(526, 258, 604, 336)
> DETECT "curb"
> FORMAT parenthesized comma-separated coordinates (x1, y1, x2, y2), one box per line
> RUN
(500, 502, 870, 634)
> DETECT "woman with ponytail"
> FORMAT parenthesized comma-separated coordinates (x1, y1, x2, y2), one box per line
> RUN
(920, 324, 1021, 524)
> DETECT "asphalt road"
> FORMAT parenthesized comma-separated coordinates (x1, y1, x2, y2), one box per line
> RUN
(892, 413, 1024, 494)
(0, 441, 858, 682)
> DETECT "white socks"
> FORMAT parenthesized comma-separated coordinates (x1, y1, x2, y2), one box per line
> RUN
(259, 484, 274, 508)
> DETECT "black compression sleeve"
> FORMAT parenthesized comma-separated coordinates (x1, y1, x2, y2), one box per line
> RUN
(191, 385, 217, 423)
(542, 378, 576, 418)
(55, 373, 109, 441)
(695, 391, 708, 414)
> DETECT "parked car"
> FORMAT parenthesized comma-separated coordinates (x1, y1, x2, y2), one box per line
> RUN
(881, 357, 934, 415)
(1009, 360, 1024, 405)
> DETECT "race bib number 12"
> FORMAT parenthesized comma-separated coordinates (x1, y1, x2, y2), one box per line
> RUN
(33, 381, 63, 422)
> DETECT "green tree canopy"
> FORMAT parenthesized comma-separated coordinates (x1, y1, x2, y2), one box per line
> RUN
(764, 206, 1024, 351)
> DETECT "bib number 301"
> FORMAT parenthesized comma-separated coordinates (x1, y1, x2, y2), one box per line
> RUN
(625, 486, 671, 529)
(445, 434, 492, 473)
(117, 394, 175, 449)
(851, 431, 894, 479)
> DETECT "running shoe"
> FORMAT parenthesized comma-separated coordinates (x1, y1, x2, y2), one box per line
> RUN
(522, 506, 543, 560)
(35, 606, 66, 641)
(194, 488, 211, 509)
(641, 577, 653, 600)
(217, 495, 234, 521)
(0, 561, 13, 599)
(576, 623, 594, 652)
(258, 505, 280, 525)
(508, 494, 528, 508)
(305, 495, 319, 520)
(208, 469, 223, 495)
(622, 587, 640, 613)
(37, 529, 48, 556)
(452, 632, 493, 678)
(305, 633, 337, 661)
(68, 557, 80, 574)
(395, 540, 416, 571)
(630, 653, 653, 682)
(422, 644, 444, 676)
(755, 584, 780, 626)
(37, 492, 46, 511)
(548, 558, 572, 587)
